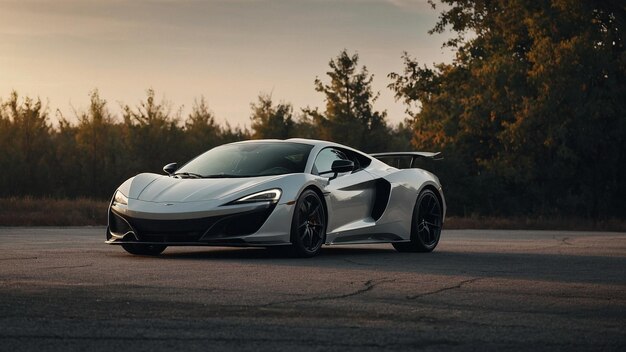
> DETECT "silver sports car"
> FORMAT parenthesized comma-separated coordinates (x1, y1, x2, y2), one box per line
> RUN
(106, 138, 445, 257)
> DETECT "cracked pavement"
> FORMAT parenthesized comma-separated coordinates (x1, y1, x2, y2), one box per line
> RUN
(1, 228, 625, 351)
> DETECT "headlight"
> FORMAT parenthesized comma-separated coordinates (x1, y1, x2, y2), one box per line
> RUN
(113, 190, 128, 206)
(232, 189, 282, 204)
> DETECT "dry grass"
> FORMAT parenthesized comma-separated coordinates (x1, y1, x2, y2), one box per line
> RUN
(0, 197, 624, 231)
(0, 197, 108, 226)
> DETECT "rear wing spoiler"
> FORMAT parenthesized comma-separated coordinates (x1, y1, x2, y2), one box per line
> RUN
(370, 152, 442, 169)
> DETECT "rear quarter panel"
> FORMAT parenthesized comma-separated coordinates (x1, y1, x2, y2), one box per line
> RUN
(366, 167, 446, 241)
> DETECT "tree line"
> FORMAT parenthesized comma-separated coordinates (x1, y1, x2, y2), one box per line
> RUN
(1, 0, 624, 219)
(0, 51, 411, 200)
(388, 0, 625, 219)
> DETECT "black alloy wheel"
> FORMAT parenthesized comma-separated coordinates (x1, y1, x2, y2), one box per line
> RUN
(393, 189, 442, 253)
(290, 189, 326, 258)
(121, 243, 167, 256)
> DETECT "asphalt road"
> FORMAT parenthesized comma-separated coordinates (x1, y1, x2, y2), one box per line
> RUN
(1, 227, 625, 351)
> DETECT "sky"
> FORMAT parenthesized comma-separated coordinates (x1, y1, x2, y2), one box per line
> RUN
(0, 0, 455, 128)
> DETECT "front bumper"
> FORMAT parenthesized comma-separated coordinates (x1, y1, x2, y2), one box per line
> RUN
(106, 199, 293, 247)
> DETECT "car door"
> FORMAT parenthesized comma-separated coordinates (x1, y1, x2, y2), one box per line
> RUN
(312, 148, 376, 236)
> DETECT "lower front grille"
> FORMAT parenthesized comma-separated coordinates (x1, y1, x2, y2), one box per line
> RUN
(204, 208, 275, 239)
(110, 205, 275, 243)
(129, 216, 219, 236)
(139, 233, 203, 243)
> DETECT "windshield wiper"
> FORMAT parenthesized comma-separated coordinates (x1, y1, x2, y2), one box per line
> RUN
(173, 172, 204, 179)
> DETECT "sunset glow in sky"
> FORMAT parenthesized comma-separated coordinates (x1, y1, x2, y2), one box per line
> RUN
(0, 0, 454, 127)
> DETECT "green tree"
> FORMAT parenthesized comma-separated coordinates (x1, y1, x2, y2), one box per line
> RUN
(73, 90, 120, 197)
(250, 93, 294, 139)
(291, 114, 317, 139)
(0, 96, 13, 196)
(389, 0, 626, 217)
(305, 50, 389, 151)
(387, 119, 414, 152)
(0, 91, 53, 196)
(121, 89, 183, 173)
(220, 122, 250, 144)
(183, 97, 222, 160)
(52, 117, 80, 197)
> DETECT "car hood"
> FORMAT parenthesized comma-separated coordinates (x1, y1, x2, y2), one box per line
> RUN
(126, 173, 286, 203)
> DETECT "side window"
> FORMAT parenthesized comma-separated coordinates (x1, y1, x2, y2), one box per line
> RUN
(341, 149, 371, 171)
(313, 148, 348, 176)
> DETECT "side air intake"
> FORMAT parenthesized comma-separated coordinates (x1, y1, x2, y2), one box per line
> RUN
(371, 179, 391, 221)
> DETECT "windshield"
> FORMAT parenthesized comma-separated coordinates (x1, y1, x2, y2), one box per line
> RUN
(176, 142, 313, 178)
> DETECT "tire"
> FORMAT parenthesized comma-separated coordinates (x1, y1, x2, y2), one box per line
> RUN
(289, 189, 326, 258)
(121, 243, 167, 256)
(393, 189, 442, 253)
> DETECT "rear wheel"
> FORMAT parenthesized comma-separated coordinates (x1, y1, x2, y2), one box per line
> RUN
(121, 243, 167, 256)
(393, 189, 442, 253)
(289, 189, 326, 258)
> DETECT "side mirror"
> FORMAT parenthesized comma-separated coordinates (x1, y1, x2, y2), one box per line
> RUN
(329, 160, 354, 180)
(163, 162, 177, 175)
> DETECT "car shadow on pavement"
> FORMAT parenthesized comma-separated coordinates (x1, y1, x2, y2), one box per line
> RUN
(154, 245, 626, 285)
(157, 245, 395, 260)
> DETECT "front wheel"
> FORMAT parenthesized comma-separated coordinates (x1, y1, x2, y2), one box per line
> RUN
(393, 189, 442, 253)
(121, 243, 167, 256)
(289, 189, 326, 258)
